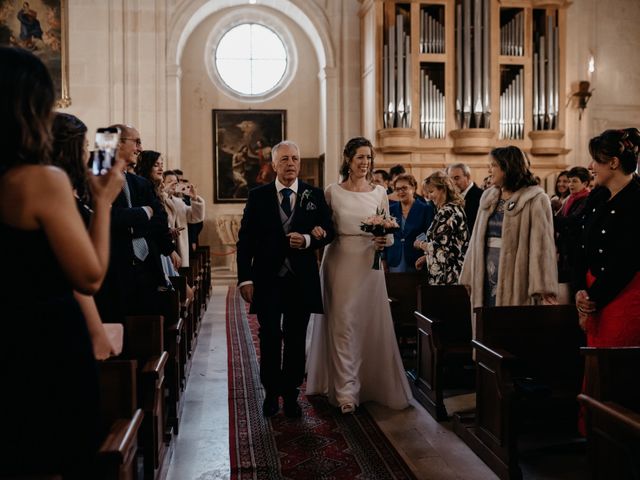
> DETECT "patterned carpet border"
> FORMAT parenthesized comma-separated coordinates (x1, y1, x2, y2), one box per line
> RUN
(227, 286, 417, 480)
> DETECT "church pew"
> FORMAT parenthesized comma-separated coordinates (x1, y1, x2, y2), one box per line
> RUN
(578, 347, 640, 480)
(453, 305, 584, 480)
(384, 272, 423, 370)
(170, 275, 193, 385)
(188, 253, 204, 322)
(95, 359, 144, 480)
(577, 397, 640, 480)
(192, 250, 207, 318)
(194, 245, 212, 300)
(581, 347, 640, 407)
(179, 265, 201, 333)
(413, 284, 473, 421)
(157, 290, 185, 437)
(122, 315, 169, 480)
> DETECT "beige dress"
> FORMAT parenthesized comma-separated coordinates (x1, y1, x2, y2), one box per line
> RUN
(306, 184, 412, 409)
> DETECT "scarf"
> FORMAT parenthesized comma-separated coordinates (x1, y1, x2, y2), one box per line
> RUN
(561, 188, 590, 217)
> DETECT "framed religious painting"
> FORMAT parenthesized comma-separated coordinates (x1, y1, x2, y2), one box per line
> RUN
(212, 109, 286, 203)
(0, 0, 70, 107)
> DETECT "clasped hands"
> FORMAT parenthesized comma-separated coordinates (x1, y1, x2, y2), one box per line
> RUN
(287, 225, 327, 249)
(292, 226, 391, 251)
(575, 289, 596, 330)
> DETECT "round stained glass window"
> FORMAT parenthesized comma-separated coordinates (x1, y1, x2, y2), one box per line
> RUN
(215, 23, 288, 96)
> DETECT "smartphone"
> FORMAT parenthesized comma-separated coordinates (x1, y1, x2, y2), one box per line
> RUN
(91, 127, 120, 175)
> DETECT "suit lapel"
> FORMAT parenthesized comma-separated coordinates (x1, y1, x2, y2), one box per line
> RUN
(290, 181, 309, 227)
(113, 173, 132, 208)
(265, 182, 283, 229)
(405, 202, 420, 233)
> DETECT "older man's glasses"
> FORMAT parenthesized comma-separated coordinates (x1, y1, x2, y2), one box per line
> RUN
(121, 137, 142, 146)
(395, 185, 411, 192)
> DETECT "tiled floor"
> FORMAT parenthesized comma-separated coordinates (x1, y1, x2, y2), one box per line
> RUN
(166, 285, 497, 480)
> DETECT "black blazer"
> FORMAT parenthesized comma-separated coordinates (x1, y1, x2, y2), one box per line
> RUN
(96, 173, 174, 321)
(572, 179, 640, 308)
(236, 181, 334, 314)
(463, 183, 483, 232)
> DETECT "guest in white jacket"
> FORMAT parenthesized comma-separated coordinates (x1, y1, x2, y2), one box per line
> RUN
(163, 170, 205, 267)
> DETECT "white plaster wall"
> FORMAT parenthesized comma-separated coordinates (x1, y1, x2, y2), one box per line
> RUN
(60, 0, 171, 157)
(564, 0, 640, 167)
(179, 5, 321, 257)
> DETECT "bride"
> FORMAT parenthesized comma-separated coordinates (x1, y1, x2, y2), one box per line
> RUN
(306, 137, 413, 413)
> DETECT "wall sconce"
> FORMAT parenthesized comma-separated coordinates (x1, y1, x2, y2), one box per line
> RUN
(571, 81, 594, 120)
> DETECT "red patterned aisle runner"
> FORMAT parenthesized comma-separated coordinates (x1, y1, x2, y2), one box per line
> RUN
(226, 286, 417, 480)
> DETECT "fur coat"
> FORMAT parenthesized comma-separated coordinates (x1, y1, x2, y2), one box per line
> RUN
(459, 185, 558, 311)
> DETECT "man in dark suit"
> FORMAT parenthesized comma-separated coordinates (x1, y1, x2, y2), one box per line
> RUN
(236, 140, 334, 418)
(447, 162, 483, 232)
(95, 124, 176, 322)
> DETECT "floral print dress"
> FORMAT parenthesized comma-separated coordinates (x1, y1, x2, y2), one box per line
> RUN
(423, 202, 469, 285)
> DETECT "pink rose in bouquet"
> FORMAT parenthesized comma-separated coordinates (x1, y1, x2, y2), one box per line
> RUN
(360, 208, 400, 269)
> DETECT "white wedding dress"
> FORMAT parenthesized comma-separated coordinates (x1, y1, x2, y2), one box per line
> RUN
(306, 183, 413, 410)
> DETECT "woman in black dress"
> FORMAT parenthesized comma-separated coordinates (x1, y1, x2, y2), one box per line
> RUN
(0, 47, 124, 478)
(52, 112, 118, 360)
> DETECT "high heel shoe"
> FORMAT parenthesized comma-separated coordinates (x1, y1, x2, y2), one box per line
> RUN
(340, 403, 355, 414)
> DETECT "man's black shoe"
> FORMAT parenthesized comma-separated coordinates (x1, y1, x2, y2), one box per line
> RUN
(283, 398, 302, 418)
(262, 396, 279, 417)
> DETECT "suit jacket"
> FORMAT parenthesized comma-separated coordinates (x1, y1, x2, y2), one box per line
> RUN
(236, 181, 334, 314)
(572, 180, 640, 308)
(96, 173, 174, 321)
(385, 200, 435, 268)
(463, 183, 483, 232)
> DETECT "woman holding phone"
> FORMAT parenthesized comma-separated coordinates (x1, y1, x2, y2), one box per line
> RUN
(162, 169, 205, 268)
(0, 47, 124, 477)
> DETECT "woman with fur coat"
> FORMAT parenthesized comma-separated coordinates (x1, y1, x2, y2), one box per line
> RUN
(459, 146, 557, 315)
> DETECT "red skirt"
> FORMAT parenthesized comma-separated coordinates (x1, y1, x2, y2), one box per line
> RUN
(585, 270, 640, 347)
(579, 271, 640, 435)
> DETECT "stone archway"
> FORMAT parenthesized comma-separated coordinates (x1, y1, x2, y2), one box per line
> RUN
(166, 0, 339, 178)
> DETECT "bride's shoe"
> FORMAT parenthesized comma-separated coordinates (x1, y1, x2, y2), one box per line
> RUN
(340, 403, 355, 414)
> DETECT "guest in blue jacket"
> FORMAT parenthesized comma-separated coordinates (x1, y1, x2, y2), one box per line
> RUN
(385, 173, 435, 272)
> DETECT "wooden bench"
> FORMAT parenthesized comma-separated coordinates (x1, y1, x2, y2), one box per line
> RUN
(179, 265, 202, 331)
(453, 305, 584, 480)
(156, 290, 185, 438)
(170, 275, 194, 385)
(578, 347, 640, 480)
(122, 315, 169, 480)
(194, 245, 212, 300)
(413, 284, 473, 421)
(95, 359, 144, 480)
(384, 272, 423, 370)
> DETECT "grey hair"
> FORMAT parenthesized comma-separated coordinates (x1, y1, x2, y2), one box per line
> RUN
(271, 140, 300, 160)
(446, 162, 471, 178)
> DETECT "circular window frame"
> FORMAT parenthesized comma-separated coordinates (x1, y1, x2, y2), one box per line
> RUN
(205, 9, 297, 102)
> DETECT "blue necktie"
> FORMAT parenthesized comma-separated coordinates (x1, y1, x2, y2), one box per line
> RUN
(280, 188, 293, 217)
(122, 179, 150, 262)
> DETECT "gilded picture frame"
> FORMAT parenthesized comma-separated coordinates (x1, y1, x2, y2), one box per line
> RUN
(212, 109, 286, 203)
(0, 0, 71, 107)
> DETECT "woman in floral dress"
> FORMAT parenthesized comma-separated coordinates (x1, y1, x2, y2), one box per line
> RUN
(415, 171, 469, 284)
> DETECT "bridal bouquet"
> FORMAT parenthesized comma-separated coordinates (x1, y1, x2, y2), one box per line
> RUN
(360, 208, 400, 270)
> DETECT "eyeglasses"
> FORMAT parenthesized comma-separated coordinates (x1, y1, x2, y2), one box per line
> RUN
(121, 137, 142, 146)
(395, 186, 412, 192)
